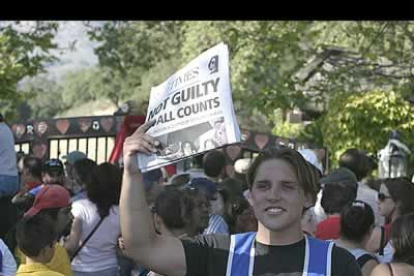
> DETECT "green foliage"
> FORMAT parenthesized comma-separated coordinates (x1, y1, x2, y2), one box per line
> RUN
(180, 21, 311, 111)
(83, 21, 183, 111)
(133, 58, 180, 102)
(296, 119, 325, 147)
(61, 68, 98, 105)
(270, 109, 304, 139)
(272, 121, 304, 139)
(322, 90, 414, 166)
(0, 22, 58, 120)
(85, 21, 414, 141)
(88, 21, 183, 76)
(19, 76, 67, 120)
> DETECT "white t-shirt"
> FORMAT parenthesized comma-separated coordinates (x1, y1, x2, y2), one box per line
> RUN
(0, 238, 17, 276)
(356, 182, 384, 226)
(376, 241, 394, 263)
(0, 123, 17, 177)
(313, 189, 327, 224)
(70, 198, 120, 272)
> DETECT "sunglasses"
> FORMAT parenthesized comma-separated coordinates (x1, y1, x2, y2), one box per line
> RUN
(378, 193, 392, 201)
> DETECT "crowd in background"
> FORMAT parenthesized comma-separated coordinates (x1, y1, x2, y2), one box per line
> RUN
(1, 113, 414, 276)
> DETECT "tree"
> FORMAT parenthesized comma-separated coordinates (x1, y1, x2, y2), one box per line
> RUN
(86, 21, 414, 138)
(179, 21, 318, 131)
(322, 90, 414, 170)
(0, 21, 59, 120)
(85, 21, 184, 108)
(19, 76, 67, 120)
(87, 21, 183, 74)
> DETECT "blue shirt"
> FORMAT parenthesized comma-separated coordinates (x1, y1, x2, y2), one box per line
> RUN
(204, 214, 229, 235)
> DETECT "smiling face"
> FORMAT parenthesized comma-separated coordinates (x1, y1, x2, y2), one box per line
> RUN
(250, 158, 312, 235)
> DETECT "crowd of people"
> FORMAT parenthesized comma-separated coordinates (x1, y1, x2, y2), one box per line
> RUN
(2, 115, 414, 276)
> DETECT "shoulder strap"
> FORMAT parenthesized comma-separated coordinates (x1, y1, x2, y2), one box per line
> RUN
(305, 236, 335, 276)
(357, 254, 376, 268)
(226, 234, 335, 276)
(379, 226, 385, 256)
(226, 232, 256, 276)
(387, 263, 395, 276)
(70, 216, 105, 261)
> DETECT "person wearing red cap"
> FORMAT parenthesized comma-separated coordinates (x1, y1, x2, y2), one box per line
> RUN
(16, 185, 73, 276)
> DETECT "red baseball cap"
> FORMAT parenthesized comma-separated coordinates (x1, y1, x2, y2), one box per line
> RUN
(24, 185, 71, 218)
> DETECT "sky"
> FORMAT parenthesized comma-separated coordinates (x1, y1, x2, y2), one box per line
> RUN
(0, 20, 103, 82)
(45, 21, 101, 81)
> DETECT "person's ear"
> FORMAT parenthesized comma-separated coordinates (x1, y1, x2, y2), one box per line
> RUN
(153, 213, 163, 233)
(245, 190, 254, 206)
(303, 193, 314, 210)
(39, 242, 56, 262)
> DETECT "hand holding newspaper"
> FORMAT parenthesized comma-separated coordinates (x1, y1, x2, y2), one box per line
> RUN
(138, 43, 241, 172)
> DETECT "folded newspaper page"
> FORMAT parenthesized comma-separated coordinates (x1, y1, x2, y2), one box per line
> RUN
(138, 42, 241, 172)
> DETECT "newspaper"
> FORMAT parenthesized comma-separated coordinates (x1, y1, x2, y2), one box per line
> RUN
(138, 42, 241, 172)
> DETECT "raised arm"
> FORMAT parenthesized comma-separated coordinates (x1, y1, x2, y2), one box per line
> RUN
(120, 121, 187, 276)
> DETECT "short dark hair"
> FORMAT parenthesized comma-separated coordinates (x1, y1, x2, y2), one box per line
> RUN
(73, 158, 97, 186)
(339, 148, 372, 181)
(247, 146, 320, 204)
(24, 156, 43, 179)
(219, 177, 243, 197)
(391, 213, 414, 265)
(226, 195, 252, 233)
(170, 173, 191, 186)
(88, 163, 122, 218)
(154, 188, 185, 230)
(203, 150, 226, 178)
(321, 182, 356, 215)
(16, 214, 57, 257)
(340, 200, 375, 243)
(382, 177, 414, 216)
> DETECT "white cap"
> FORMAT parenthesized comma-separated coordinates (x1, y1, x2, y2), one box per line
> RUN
(298, 149, 323, 175)
(234, 158, 253, 174)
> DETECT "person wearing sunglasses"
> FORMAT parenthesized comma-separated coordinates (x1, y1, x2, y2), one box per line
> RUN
(365, 177, 414, 263)
(371, 213, 414, 276)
